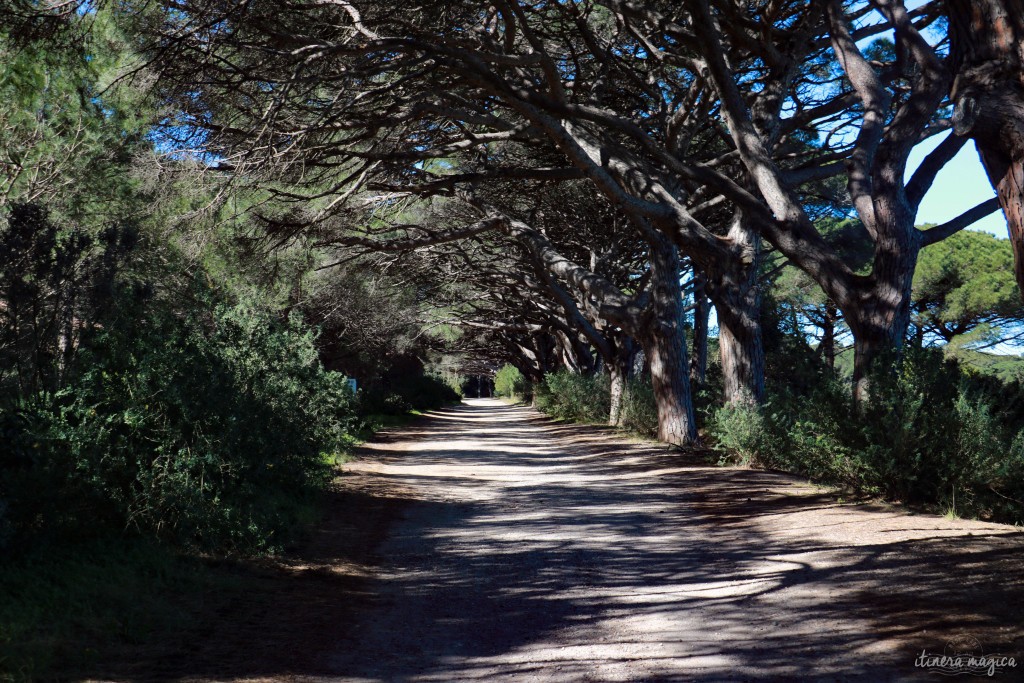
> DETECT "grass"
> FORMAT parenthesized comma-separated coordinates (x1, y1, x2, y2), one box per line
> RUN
(0, 536, 251, 682)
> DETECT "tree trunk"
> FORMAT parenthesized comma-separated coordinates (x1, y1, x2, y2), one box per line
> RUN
(706, 216, 765, 404)
(690, 271, 710, 387)
(847, 239, 918, 402)
(609, 361, 626, 427)
(641, 237, 698, 446)
(555, 331, 582, 374)
(947, 0, 1024, 294)
(822, 300, 838, 370)
(642, 330, 697, 445)
(607, 336, 636, 427)
(717, 310, 766, 404)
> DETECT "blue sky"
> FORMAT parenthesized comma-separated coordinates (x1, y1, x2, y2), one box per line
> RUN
(907, 133, 1005, 237)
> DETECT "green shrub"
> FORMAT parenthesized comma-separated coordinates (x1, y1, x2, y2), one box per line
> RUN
(709, 348, 1024, 524)
(708, 401, 768, 465)
(0, 297, 357, 555)
(618, 379, 658, 437)
(399, 374, 461, 410)
(535, 371, 610, 423)
(359, 374, 461, 415)
(494, 364, 527, 398)
(534, 371, 658, 436)
(440, 372, 465, 398)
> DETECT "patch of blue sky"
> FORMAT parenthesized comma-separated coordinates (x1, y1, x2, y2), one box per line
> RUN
(147, 121, 225, 165)
(906, 132, 1003, 236)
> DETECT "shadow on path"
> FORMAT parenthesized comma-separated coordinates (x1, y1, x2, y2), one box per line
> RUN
(101, 399, 1024, 682)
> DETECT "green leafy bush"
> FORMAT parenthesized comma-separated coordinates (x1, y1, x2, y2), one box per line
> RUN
(618, 379, 658, 437)
(533, 371, 658, 436)
(494, 364, 527, 398)
(0, 296, 357, 554)
(535, 371, 610, 423)
(709, 348, 1024, 524)
(359, 374, 461, 415)
(400, 374, 462, 410)
(440, 372, 465, 398)
(708, 401, 768, 465)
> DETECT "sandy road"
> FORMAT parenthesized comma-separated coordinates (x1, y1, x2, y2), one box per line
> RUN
(307, 399, 1023, 682)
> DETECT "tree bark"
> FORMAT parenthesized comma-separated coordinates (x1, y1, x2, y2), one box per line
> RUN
(847, 234, 919, 402)
(642, 330, 697, 445)
(706, 217, 765, 404)
(690, 270, 710, 387)
(609, 361, 626, 427)
(555, 331, 583, 374)
(716, 308, 766, 404)
(608, 336, 636, 427)
(641, 237, 698, 445)
(947, 0, 1024, 295)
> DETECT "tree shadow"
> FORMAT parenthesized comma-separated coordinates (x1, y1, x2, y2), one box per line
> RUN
(93, 400, 1024, 682)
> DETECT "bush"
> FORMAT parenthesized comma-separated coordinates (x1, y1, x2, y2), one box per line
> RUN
(0, 297, 357, 554)
(399, 374, 462, 411)
(533, 371, 659, 436)
(494, 364, 527, 399)
(535, 370, 610, 423)
(618, 379, 658, 437)
(708, 348, 1024, 524)
(708, 401, 768, 465)
(440, 372, 465, 398)
(359, 374, 461, 415)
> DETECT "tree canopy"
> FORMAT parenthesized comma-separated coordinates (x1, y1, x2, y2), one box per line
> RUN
(913, 230, 1024, 349)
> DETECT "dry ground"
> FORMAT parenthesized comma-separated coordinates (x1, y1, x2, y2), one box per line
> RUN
(97, 398, 1024, 682)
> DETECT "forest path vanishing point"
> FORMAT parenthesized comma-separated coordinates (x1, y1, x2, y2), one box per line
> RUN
(132, 399, 1024, 682)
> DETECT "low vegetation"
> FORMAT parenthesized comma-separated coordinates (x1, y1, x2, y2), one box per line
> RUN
(712, 350, 1024, 524)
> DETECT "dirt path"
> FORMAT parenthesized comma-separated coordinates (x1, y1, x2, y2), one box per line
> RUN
(323, 399, 1024, 681)
(123, 399, 1024, 682)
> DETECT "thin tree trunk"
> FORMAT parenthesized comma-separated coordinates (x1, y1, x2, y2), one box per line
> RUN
(570, 332, 596, 374)
(608, 336, 635, 427)
(556, 331, 582, 374)
(690, 271, 710, 387)
(609, 362, 626, 427)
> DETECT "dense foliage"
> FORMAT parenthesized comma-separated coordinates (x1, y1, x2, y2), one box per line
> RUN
(358, 374, 461, 416)
(494, 364, 527, 399)
(710, 349, 1024, 524)
(534, 371, 611, 424)
(913, 230, 1024, 349)
(0, 220, 358, 553)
